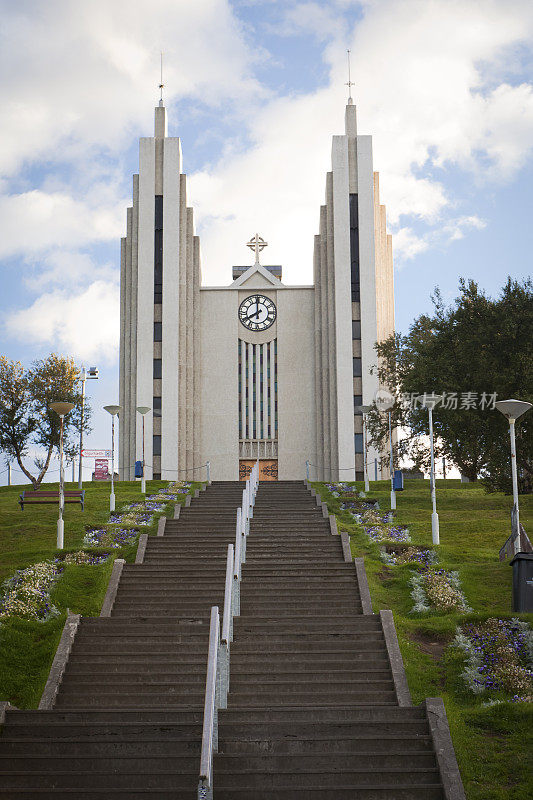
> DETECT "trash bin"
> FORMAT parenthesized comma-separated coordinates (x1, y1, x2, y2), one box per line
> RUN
(393, 470, 404, 491)
(509, 553, 533, 612)
(134, 460, 143, 478)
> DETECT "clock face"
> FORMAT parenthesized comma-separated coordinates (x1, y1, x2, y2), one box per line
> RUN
(239, 294, 277, 331)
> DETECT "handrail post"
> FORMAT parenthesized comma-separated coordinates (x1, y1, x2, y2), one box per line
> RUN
(306, 459, 310, 481)
(233, 510, 242, 616)
(198, 606, 220, 800)
(222, 543, 234, 645)
(206, 461, 211, 485)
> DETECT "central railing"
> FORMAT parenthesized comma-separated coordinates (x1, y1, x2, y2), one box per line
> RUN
(197, 460, 259, 800)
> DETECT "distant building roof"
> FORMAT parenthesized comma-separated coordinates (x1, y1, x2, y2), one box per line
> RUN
(232, 264, 282, 282)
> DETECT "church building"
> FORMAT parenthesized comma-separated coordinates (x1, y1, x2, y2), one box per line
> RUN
(119, 96, 394, 483)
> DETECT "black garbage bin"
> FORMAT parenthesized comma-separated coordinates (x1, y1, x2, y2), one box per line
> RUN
(509, 553, 533, 612)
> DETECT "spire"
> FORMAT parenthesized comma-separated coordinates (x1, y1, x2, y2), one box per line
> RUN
(345, 49, 355, 106)
(344, 48, 357, 137)
(154, 52, 167, 137)
(159, 52, 164, 107)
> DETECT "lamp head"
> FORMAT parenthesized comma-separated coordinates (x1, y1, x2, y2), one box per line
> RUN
(355, 404, 372, 415)
(104, 404, 121, 417)
(87, 367, 99, 378)
(495, 399, 532, 422)
(415, 393, 443, 410)
(136, 406, 151, 415)
(50, 401, 75, 417)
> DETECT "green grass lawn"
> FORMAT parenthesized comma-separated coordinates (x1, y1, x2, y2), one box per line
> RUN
(0, 478, 200, 708)
(313, 478, 533, 800)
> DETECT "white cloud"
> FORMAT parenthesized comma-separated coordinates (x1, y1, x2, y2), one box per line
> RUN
(191, 0, 533, 284)
(0, 189, 124, 259)
(5, 280, 120, 363)
(0, 0, 263, 177)
(1, 0, 532, 361)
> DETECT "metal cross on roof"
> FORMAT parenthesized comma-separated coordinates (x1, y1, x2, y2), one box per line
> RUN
(346, 49, 355, 105)
(246, 233, 268, 265)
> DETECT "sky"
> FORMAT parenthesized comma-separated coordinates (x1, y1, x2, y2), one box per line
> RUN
(0, 0, 532, 484)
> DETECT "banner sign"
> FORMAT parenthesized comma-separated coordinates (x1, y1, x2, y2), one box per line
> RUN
(94, 459, 110, 480)
(82, 449, 112, 458)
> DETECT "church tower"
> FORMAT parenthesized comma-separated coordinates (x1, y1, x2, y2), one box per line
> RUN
(313, 100, 394, 482)
(119, 96, 394, 484)
(119, 101, 201, 481)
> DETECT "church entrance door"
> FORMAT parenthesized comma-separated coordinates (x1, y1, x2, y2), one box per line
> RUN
(239, 460, 278, 481)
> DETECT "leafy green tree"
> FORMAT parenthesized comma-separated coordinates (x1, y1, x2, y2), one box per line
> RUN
(366, 278, 532, 492)
(0, 354, 91, 489)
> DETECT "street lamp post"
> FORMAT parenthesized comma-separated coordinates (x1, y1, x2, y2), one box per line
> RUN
(136, 406, 151, 494)
(104, 405, 121, 512)
(416, 394, 443, 545)
(78, 366, 99, 490)
(356, 405, 372, 493)
(50, 401, 75, 548)
(388, 410, 396, 510)
(495, 399, 532, 555)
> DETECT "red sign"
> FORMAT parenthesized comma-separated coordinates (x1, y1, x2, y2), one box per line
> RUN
(94, 459, 110, 481)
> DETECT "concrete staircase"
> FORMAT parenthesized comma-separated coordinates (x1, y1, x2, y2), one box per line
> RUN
(0, 481, 243, 799)
(0, 479, 463, 799)
(213, 480, 452, 799)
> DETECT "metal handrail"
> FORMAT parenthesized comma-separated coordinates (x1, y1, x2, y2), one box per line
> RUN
(197, 460, 259, 799)
(198, 606, 220, 799)
(222, 544, 234, 644)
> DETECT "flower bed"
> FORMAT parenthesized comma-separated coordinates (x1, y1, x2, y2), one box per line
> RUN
(410, 568, 471, 614)
(58, 551, 110, 566)
(1, 549, 112, 623)
(83, 527, 140, 549)
(0, 561, 61, 623)
(454, 618, 533, 703)
(381, 546, 438, 567)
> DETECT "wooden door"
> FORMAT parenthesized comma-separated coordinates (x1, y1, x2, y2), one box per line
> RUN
(239, 460, 278, 481)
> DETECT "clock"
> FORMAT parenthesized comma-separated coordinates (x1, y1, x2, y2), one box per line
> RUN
(239, 294, 277, 331)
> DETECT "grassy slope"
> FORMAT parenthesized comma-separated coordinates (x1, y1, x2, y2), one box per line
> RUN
(0, 479, 199, 708)
(314, 478, 533, 800)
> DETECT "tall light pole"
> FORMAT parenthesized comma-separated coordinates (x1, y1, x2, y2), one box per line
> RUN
(104, 405, 121, 512)
(495, 399, 532, 555)
(136, 406, 151, 494)
(416, 394, 443, 545)
(375, 391, 396, 510)
(50, 401, 75, 548)
(356, 405, 371, 492)
(78, 366, 99, 489)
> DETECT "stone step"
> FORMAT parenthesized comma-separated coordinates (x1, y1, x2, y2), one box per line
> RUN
(218, 735, 434, 754)
(5, 710, 203, 724)
(212, 787, 445, 799)
(66, 660, 208, 673)
(212, 753, 437, 771)
(213, 768, 441, 788)
(54, 693, 205, 708)
(0, 772, 198, 790)
(230, 654, 389, 669)
(0, 755, 199, 773)
(227, 691, 397, 705)
(0, 740, 202, 756)
(229, 670, 393, 684)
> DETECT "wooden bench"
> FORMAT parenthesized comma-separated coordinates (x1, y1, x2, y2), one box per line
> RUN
(19, 490, 85, 512)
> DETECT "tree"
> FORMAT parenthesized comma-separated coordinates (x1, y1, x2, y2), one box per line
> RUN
(0, 354, 91, 489)
(366, 278, 533, 493)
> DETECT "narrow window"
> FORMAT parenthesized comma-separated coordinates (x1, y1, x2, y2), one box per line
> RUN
(352, 319, 361, 339)
(353, 358, 362, 377)
(153, 396, 162, 417)
(354, 433, 364, 453)
(154, 322, 162, 342)
(153, 435, 162, 456)
(153, 359, 162, 379)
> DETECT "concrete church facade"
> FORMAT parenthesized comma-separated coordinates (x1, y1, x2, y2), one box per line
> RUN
(119, 100, 394, 483)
